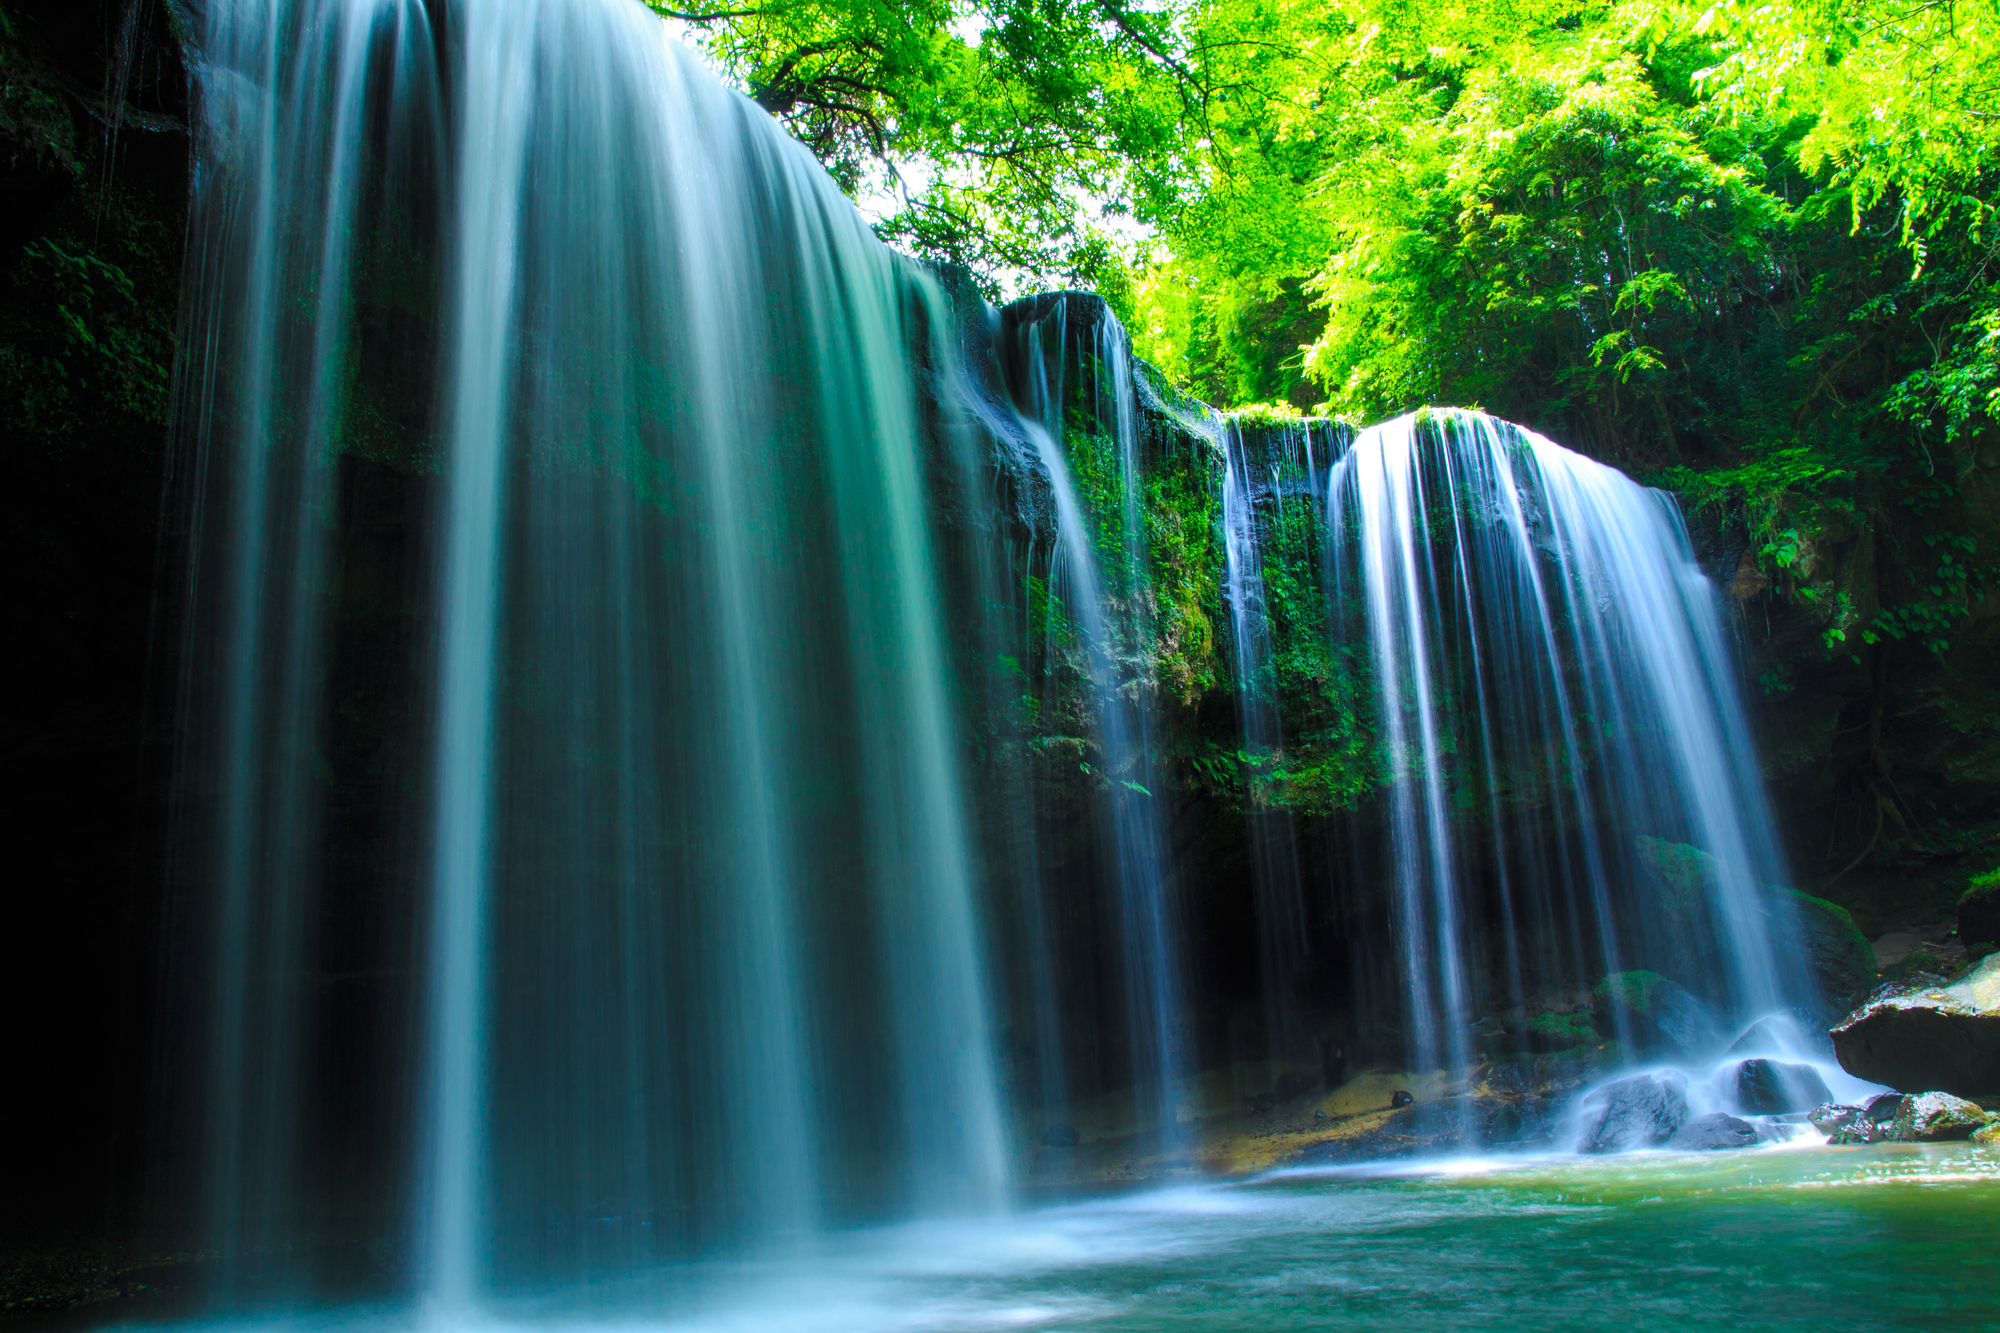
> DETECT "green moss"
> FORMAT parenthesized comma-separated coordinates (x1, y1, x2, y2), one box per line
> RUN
(1961, 865, 2000, 958)
(1524, 1011, 1596, 1050)
(1143, 446, 1222, 702)
(1896, 950, 1944, 979)
(1776, 887, 1876, 1013)
(1594, 970, 1669, 1013)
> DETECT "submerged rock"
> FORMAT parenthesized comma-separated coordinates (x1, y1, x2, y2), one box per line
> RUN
(1577, 1072, 1690, 1153)
(1594, 973, 1721, 1054)
(1883, 1092, 1991, 1142)
(1273, 1070, 1317, 1100)
(1830, 954, 2000, 1096)
(1668, 1112, 1760, 1150)
(1730, 1059, 1833, 1115)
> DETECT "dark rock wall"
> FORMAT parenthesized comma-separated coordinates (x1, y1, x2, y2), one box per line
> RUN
(1, 0, 187, 1235)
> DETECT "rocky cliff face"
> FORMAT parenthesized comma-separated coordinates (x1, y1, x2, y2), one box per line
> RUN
(1, 0, 189, 1230)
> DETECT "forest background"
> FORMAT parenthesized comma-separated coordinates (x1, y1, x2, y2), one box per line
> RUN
(4, 0, 1995, 935)
(663, 0, 1997, 639)
(655, 0, 2000, 910)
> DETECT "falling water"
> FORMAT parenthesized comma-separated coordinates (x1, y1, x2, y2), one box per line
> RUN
(1324, 409, 1805, 1075)
(168, 0, 1820, 1318)
(993, 296, 1185, 1152)
(1216, 416, 1346, 1072)
(179, 0, 1006, 1306)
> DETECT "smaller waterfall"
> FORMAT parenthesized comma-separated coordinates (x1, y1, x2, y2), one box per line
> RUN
(1217, 416, 1345, 1072)
(1000, 297, 1185, 1153)
(1324, 409, 1805, 1077)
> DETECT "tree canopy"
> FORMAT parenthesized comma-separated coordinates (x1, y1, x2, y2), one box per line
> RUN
(667, 0, 1999, 678)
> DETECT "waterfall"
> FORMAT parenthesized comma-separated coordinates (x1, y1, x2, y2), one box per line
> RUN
(168, 0, 1816, 1315)
(179, 0, 1005, 1304)
(1323, 410, 1805, 1075)
(1216, 415, 1345, 1078)
(991, 295, 1186, 1154)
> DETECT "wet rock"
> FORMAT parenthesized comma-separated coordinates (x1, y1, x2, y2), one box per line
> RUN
(1389, 1089, 1414, 1108)
(1883, 1091, 1991, 1142)
(1726, 1018, 1786, 1056)
(1809, 1103, 1867, 1140)
(1631, 840, 1871, 1014)
(1667, 1112, 1759, 1150)
(1594, 972, 1721, 1054)
(1863, 1092, 1905, 1124)
(1730, 1059, 1833, 1115)
(1777, 889, 1877, 1015)
(1972, 1121, 2000, 1145)
(1521, 1011, 1598, 1052)
(1830, 953, 2000, 1096)
(1577, 1072, 1690, 1153)
(1961, 873, 2000, 958)
(1292, 1102, 1460, 1164)
(1813, 1095, 1911, 1144)
(1479, 1102, 1527, 1145)
(1039, 1124, 1079, 1148)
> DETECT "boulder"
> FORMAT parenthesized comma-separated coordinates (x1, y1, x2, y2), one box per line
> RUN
(1522, 1011, 1598, 1052)
(1778, 889, 1877, 1014)
(1973, 1121, 2000, 1146)
(1630, 839, 1872, 1012)
(1576, 1072, 1690, 1153)
(1594, 972, 1721, 1054)
(1729, 1059, 1833, 1115)
(1883, 1091, 1991, 1142)
(1862, 1092, 1905, 1124)
(1726, 1018, 1786, 1056)
(1961, 869, 2000, 956)
(1667, 1112, 1760, 1151)
(1830, 953, 2000, 1096)
(1808, 1103, 1866, 1139)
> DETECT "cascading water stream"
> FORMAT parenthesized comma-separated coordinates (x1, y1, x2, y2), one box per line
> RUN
(1001, 298, 1185, 1152)
(1324, 409, 1805, 1081)
(180, 0, 1008, 1309)
(1216, 417, 1343, 1074)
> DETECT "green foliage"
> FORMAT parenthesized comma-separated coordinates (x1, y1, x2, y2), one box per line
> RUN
(651, 0, 1200, 290)
(2, 238, 171, 438)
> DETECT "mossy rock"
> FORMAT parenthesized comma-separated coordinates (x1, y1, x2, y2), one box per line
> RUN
(1960, 867, 2000, 959)
(1777, 888, 1875, 1015)
(1593, 971, 1721, 1053)
(1635, 836, 1719, 899)
(1522, 1011, 1597, 1052)
(1633, 836, 1715, 942)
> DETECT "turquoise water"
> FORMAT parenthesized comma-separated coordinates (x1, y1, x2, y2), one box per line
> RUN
(263, 1142, 1984, 1332)
(125, 1143, 1998, 1331)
